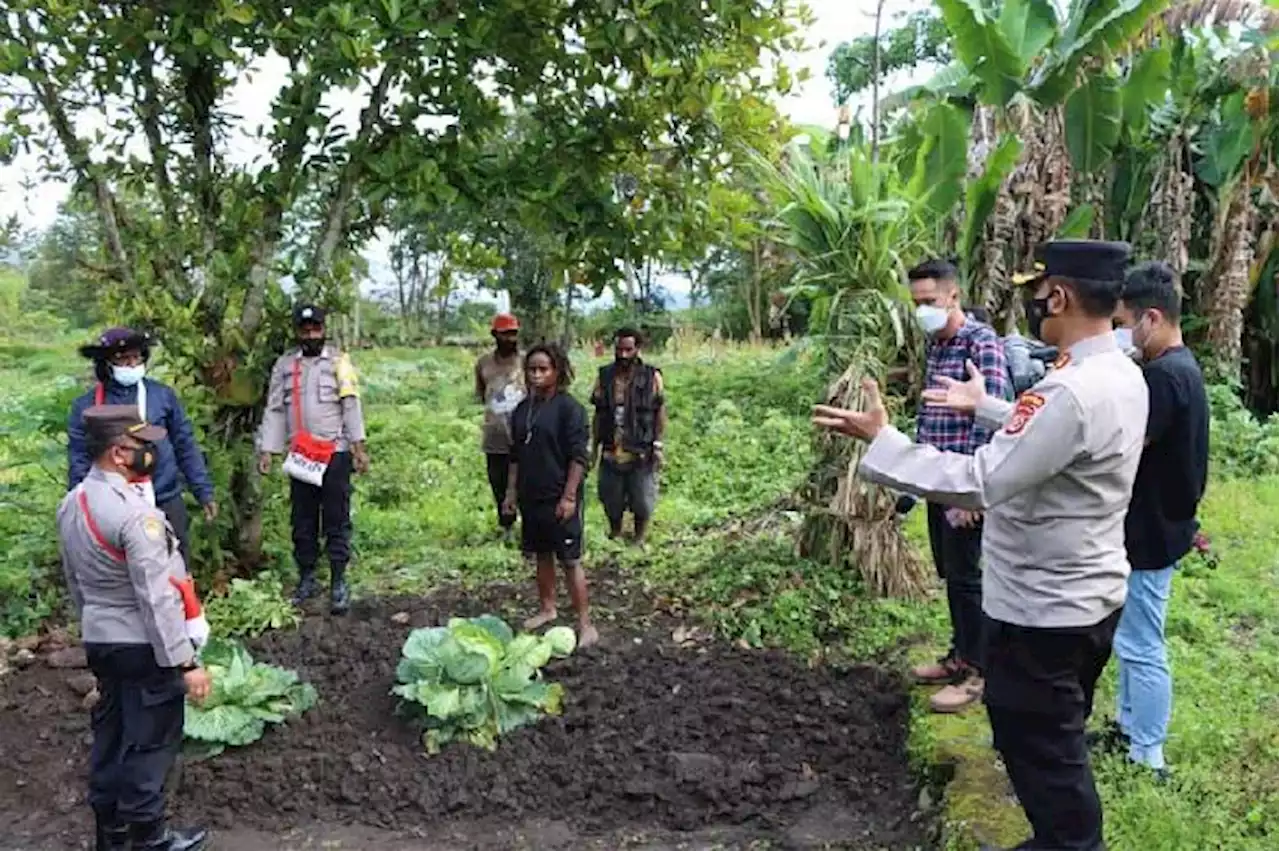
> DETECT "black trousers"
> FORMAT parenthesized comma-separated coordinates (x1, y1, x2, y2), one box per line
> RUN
(290, 451, 352, 578)
(157, 494, 191, 565)
(984, 610, 1122, 851)
(485, 453, 517, 529)
(926, 502, 985, 670)
(85, 643, 186, 824)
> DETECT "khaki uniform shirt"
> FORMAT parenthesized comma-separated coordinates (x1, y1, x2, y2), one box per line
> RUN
(860, 333, 1148, 628)
(259, 346, 366, 454)
(57, 467, 195, 668)
(475, 352, 525, 455)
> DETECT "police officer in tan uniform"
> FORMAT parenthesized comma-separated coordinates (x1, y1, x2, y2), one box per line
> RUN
(58, 405, 212, 851)
(814, 241, 1147, 851)
(258, 305, 369, 614)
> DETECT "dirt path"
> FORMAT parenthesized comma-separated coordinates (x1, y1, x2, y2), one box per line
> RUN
(0, 571, 930, 850)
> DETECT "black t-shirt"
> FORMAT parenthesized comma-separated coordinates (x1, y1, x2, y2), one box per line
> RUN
(1125, 346, 1210, 570)
(510, 392, 590, 504)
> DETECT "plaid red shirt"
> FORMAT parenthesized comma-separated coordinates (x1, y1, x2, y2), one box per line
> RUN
(916, 319, 1012, 455)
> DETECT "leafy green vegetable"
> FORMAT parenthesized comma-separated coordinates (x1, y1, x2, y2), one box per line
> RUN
(183, 637, 318, 758)
(393, 615, 576, 754)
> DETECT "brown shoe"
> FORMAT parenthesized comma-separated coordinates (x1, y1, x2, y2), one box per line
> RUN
(912, 656, 965, 684)
(929, 675, 984, 714)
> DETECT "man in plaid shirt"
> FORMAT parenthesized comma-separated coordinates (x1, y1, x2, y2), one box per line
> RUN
(907, 259, 1013, 713)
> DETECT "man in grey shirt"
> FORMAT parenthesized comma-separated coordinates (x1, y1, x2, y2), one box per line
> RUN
(815, 241, 1147, 851)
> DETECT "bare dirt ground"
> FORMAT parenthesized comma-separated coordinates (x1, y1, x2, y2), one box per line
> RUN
(0, 570, 931, 850)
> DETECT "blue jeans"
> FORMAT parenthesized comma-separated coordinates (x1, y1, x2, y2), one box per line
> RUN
(1113, 565, 1176, 769)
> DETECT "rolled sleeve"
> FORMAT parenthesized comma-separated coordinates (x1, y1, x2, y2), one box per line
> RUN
(967, 333, 1012, 451)
(121, 512, 194, 668)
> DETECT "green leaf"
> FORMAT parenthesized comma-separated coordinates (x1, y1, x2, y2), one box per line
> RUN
(1122, 44, 1172, 132)
(1064, 71, 1122, 174)
(1032, 0, 1172, 105)
(936, 0, 1025, 105)
(960, 134, 1023, 277)
(400, 627, 449, 663)
(1196, 92, 1256, 188)
(544, 626, 577, 658)
(909, 101, 970, 219)
(225, 5, 255, 25)
(1057, 204, 1095, 237)
(505, 633, 553, 670)
(467, 615, 514, 647)
(999, 0, 1058, 64)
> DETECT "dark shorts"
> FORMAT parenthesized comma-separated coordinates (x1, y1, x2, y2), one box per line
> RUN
(598, 461, 657, 521)
(519, 499, 584, 563)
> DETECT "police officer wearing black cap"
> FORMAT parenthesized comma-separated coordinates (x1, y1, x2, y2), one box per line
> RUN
(814, 240, 1149, 851)
(68, 327, 218, 562)
(257, 305, 369, 614)
(58, 405, 212, 851)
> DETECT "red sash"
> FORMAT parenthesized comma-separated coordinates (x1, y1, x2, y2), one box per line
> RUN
(290, 359, 336, 466)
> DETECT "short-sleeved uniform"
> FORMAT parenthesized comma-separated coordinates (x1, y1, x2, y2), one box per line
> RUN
(510, 392, 590, 562)
(258, 346, 366, 576)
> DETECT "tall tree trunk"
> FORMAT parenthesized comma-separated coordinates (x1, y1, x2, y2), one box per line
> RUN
(1205, 177, 1257, 377)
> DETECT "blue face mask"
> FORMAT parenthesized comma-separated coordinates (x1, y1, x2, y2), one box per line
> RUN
(111, 364, 146, 386)
(915, 305, 949, 336)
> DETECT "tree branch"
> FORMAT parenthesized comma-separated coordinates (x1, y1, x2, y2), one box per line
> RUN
(16, 15, 133, 287)
(239, 65, 326, 339)
(309, 63, 397, 279)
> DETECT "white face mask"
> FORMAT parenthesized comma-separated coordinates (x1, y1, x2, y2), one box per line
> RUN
(915, 305, 949, 336)
(111, 364, 146, 386)
(1113, 328, 1133, 351)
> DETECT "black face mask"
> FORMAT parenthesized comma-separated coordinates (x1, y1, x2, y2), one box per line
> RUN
(125, 442, 159, 479)
(299, 338, 325, 357)
(1023, 289, 1057, 341)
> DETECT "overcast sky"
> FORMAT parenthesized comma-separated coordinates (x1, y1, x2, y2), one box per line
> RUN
(0, 0, 936, 302)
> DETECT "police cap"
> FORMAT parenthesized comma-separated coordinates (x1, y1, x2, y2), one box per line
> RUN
(1012, 240, 1132, 288)
(77, 327, 153, 361)
(83, 405, 168, 445)
(293, 304, 327, 326)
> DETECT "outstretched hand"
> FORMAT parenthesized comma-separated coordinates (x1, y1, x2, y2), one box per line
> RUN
(921, 360, 987, 415)
(812, 378, 889, 442)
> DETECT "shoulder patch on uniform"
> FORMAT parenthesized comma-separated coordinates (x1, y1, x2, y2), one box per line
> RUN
(335, 353, 360, 399)
(1004, 392, 1047, 436)
(1052, 352, 1072, 370)
(142, 515, 164, 541)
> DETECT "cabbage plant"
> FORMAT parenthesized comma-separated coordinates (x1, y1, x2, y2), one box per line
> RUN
(393, 615, 577, 753)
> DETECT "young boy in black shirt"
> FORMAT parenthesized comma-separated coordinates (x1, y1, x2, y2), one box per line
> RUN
(1104, 261, 1210, 774)
(503, 344, 598, 647)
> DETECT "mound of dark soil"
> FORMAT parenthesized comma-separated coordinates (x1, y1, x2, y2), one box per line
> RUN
(0, 575, 927, 850)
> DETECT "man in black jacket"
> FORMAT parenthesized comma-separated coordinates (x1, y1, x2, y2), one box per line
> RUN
(590, 328, 667, 546)
(1101, 261, 1209, 776)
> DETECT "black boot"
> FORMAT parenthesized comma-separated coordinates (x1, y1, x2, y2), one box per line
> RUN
(129, 819, 208, 850)
(94, 808, 129, 851)
(330, 574, 350, 615)
(290, 570, 318, 606)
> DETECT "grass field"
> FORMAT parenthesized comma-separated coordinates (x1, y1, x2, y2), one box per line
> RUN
(0, 337, 1275, 849)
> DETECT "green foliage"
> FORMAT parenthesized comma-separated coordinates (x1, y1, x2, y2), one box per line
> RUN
(203, 577, 301, 639)
(959, 134, 1023, 280)
(183, 637, 318, 759)
(826, 10, 953, 104)
(392, 616, 576, 754)
(1206, 382, 1280, 478)
(1065, 71, 1124, 174)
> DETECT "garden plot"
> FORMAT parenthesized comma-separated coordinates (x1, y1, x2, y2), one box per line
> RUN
(0, 572, 928, 850)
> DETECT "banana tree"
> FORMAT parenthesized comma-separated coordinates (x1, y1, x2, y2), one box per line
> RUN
(751, 140, 961, 599)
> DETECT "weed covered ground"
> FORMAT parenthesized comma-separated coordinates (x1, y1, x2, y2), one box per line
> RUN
(0, 338, 1276, 850)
